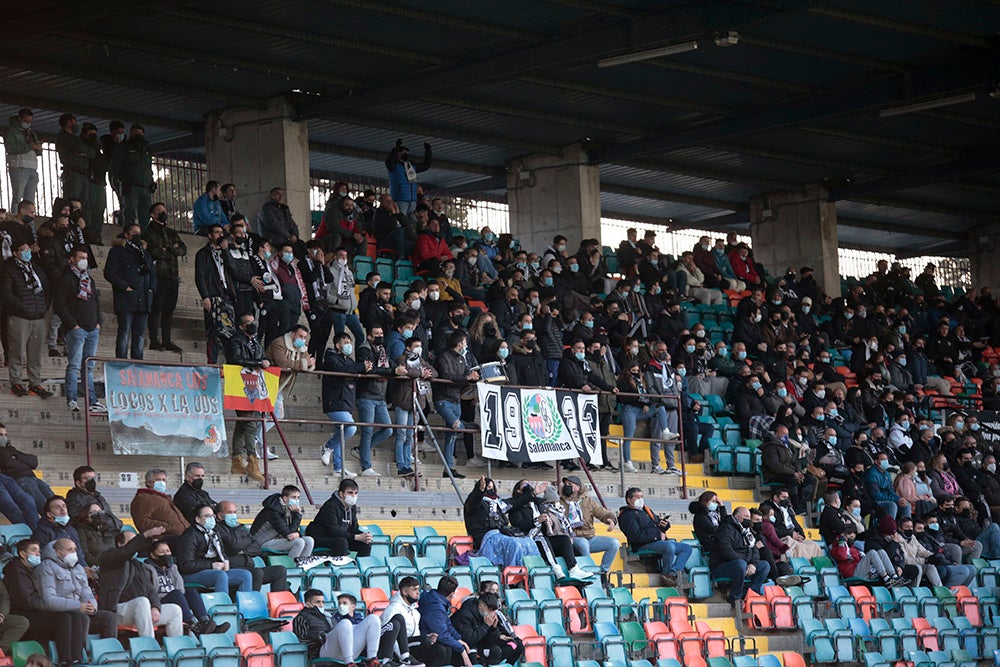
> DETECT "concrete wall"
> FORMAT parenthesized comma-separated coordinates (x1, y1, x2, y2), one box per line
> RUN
(205, 96, 310, 232)
(507, 144, 602, 253)
(970, 223, 1000, 293)
(750, 184, 840, 297)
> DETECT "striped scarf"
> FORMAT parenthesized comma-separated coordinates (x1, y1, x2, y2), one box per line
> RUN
(70, 265, 93, 300)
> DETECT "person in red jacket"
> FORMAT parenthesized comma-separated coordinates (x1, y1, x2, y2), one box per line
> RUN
(829, 532, 902, 586)
(414, 217, 453, 273)
(728, 243, 763, 289)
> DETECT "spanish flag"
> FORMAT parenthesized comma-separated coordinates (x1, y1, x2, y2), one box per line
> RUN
(223, 365, 282, 412)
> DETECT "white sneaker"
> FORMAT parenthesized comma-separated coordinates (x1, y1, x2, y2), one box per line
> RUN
(623, 461, 638, 473)
(361, 468, 380, 477)
(552, 565, 566, 580)
(68, 400, 79, 412)
(89, 401, 107, 413)
(335, 468, 358, 479)
(320, 449, 332, 466)
(666, 466, 682, 475)
(266, 447, 279, 460)
(663, 431, 679, 440)
(568, 566, 594, 580)
(651, 465, 666, 474)
(466, 457, 487, 468)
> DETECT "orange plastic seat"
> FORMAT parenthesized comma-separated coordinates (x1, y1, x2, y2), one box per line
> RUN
(502, 565, 528, 590)
(644, 621, 679, 660)
(662, 596, 691, 625)
(696, 621, 726, 658)
(849, 585, 877, 621)
(744, 590, 772, 629)
(555, 585, 591, 633)
(361, 587, 389, 615)
(513, 625, 546, 666)
(236, 632, 274, 667)
(911, 617, 939, 652)
(782, 652, 807, 667)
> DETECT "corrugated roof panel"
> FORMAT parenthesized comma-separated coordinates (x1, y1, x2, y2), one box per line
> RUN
(886, 184, 1000, 213)
(734, 128, 946, 171)
(682, 41, 870, 88)
(836, 200, 971, 230)
(599, 164, 760, 202)
(599, 192, 732, 223)
(657, 146, 836, 185)
(834, 0, 1000, 36)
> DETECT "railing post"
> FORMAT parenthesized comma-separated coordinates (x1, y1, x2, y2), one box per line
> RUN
(411, 378, 420, 492)
(260, 413, 270, 490)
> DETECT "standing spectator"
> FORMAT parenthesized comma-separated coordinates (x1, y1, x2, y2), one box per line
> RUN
(434, 332, 479, 479)
(1, 242, 51, 397)
(192, 181, 229, 236)
(306, 480, 373, 558)
(320, 333, 371, 473)
(388, 336, 436, 477)
(270, 243, 309, 341)
(54, 246, 103, 411)
(194, 225, 235, 363)
(915, 263, 940, 299)
(4, 109, 41, 211)
(219, 183, 240, 221)
(250, 485, 315, 561)
(103, 223, 156, 359)
(142, 202, 187, 352)
(298, 242, 333, 357)
(99, 120, 125, 190)
(618, 488, 692, 586)
(225, 314, 268, 482)
(0, 425, 53, 514)
(174, 504, 253, 593)
(225, 217, 259, 319)
(355, 326, 393, 477)
(214, 502, 290, 593)
(327, 247, 365, 343)
(130, 469, 188, 537)
(265, 324, 316, 457)
(55, 114, 89, 204)
(108, 124, 154, 228)
(386, 139, 432, 216)
(256, 188, 299, 249)
(80, 122, 107, 246)
(35, 538, 116, 637)
(710, 506, 771, 605)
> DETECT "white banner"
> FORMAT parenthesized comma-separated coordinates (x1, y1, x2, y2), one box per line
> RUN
(476, 384, 602, 465)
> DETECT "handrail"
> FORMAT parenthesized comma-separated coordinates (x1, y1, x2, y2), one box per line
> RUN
(83, 355, 691, 504)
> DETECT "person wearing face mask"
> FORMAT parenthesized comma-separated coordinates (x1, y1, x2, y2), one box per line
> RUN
(307, 479, 374, 559)
(144, 538, 228, 636)
(389, 336, 437, 477)
(52, 246, 102, 410)
(172, 463, 217, 523)
(130, 469, 188, 538)
(109, 124, 155, 228)
(830, 529, 907, 587)
(73, 502, 120, 567)
(192, 181, 229, 236)
(66, 465, 119, 523)
(175, 504, 253, 594)
(222, 215, 261, 319)
(386, 139, 432, 217)
(212, 501, 290, 593)
(8, 539, 77, 658)
(865, 453, 909, 521)
(250, 485, 315, 562)
(5, 109, 41, 212)
(55, 113, 91, 207)
(727, 243, 762, 290)
(688, 492, 727, 550)
(264, 324, 316, 457)
(320, 332, 372, 475)
(380, 576, 439, 667)
(195, 226, 236, 361)
(32, 496, 90, 566)
(433, 332, 480, 478)
(104, 222, 156, 360)
(323, 247, 365, 346)
(1, 240, 51, 397)
(760, 428, 815, 517)
(140, 202, 186, 352)
(224, 314, 269, 481)
(915, 513, 977, 586)
(619, 488, 691, 587)
(37, 537, 117, 642)
(710, 506, 770, 605)
(415, 217, 454, 274)
(893, 462, 937, 519)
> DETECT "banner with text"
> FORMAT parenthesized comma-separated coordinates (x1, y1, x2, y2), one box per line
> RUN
(477, 384, 602, 465)
(972, 411, 1000, 444)
(223, 365, 281, 412)
(104, 362, 227, 457)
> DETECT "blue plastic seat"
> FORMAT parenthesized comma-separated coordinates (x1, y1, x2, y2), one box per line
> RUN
(163, 636, 206, 667)
(200, 633, 242, 667)
(270, 632, 309, 667)
(129, 636, 169, 667)
(88, 639, 131, 667)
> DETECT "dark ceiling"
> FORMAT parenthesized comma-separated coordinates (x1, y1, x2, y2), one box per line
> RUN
(3, 0, 1000, 254)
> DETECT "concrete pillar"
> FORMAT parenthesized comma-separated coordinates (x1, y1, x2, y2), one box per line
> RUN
(205, 96, 310, 232)
(749, 184, 840, 297)
(969, 223, 1000, 293)
(507, 144, 601, 253)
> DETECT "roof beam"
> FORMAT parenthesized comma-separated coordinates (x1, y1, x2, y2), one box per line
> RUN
(307, 141, 502, 177)
(0, 54, 265, 109)
(847, 195, 996, 220)
(837, 216, 966, 240)
(10, 0, 183, 39)
(738, 33, 908, 73)
(434, 175, 509, 196)
(297, 0, 815, 117)
(541, 0, 636, 18)
(601, 182, 746, 212)
(808, 6, 995, 48)
(149, 131, 206, 153)
(598, 52, 998, 162)
(0, 90, 201, 133)
(829, 152, 1000, 199)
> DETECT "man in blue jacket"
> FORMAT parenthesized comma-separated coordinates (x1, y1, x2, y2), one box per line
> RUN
(192, 181, 229, 236)
(865, 452, 909, 521)
(618, 488, 691, 587)
(419, 575, 472, 667)
(386, 139, 432, 216)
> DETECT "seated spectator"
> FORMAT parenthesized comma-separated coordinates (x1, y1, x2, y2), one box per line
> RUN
(728, 243, 763, 289)
(294, 590, 391, 666)
(928, 453, 962, 499)
(72, 502, 117, 566)
(894, 461, 937, 518)
(509, 486, 592, 581)
(759, 488, 823, 559)
(306, 479, 373, 558)
(912, 517, 976, 586)
(32, 496, 89, 567)
(414, 217, 453, 273)
(866, 516, 921, 586)
(677, 251, 723, 305)
(896, 517, 936, 587)
(173, 461, 216, 523)
(689, 491, 726, 552)
(619, 487, 692, 587)
(174, 504, 253, 593)
(419, 576, 474, 667)
(379, 576, 436, 667)
(709, 506, 771, 605)
(0, 584, 26, 653)
(214, 501, 289, 592)
(250, 485, 315, 562)
(65, 466, 120, 525)
(830, 531, 907, 586)
(0, 427, 53, 513)
(36, 538, 115, 638)
(130, 468, 188, 537)
(463, 477, 539, 567)
(144, 539, 229, 635)
(452, 591, 524, 666)
(559, 475, 621, 574)
(760, 426, 814, 513)
(750, 507, 789, 579)
(865, 452, 910, 521)
(819, 491, 859, 546)
(98, 527, 183, 637)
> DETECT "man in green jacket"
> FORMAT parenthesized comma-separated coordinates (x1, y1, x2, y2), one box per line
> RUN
(109, 124, 155, 228)
(142, 202, 187, 352)
(4, 109, 41, 211)
(55, 113, 91, 207)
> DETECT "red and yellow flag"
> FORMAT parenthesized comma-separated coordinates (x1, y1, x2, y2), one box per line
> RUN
(222, 365, 281, 412)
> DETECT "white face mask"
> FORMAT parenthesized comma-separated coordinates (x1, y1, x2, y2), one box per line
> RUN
(76, 259, 88, 271)
(336, 258, 348, 267)
(467, 257, 477, 266)
(342, 494, 358, 506)
(410, 298, 421, 309)
(338, 604, 352, 616)
(429, 291, 440, 301)
(63, 551, 79, 568)
(633, 498, 645, 510)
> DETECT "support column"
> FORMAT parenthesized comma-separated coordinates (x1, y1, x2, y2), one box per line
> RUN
(507, 144, 601, 253)
(749, 184, 840, 297)
(205, 96, 310, 232)
(969, 224, 1000, 293)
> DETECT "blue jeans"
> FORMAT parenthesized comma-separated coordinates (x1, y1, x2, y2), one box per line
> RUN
(8, 167, 38, 211)
(184, 568, 253, 593)
(433, 399, 462, 469)
(17, 476, 53, 515)
(573, 536, 621, 573)
(65, 326, 99, 403)
(620, 404, 667, 464)
(476, 253, 497, 279)
(331, 312, 365, 346)
(356, 398, 392, 470)
(394, 407, 414, 472)
(978, 523, 1000, 559)
(713, 558, 771, 602)
(324, 411, 357, 470)
(0, 474, 36, 528)
(546, 360, 560, 386)
(115, 311, 147, 359)
(877, 500, 899, 521)
(640, 540, 692, 576)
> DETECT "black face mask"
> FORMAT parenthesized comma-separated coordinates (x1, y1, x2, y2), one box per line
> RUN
(485, 489, 497, 499)
(900, 530, 913, 539)
(156, 212, 167, 223)
(83, 479, 97, 493)
(451, 316, 464, 326)
(243, 323, 258, 336)
(211, 193, 219, 201)
(562, 484, 574, 497)
(741, 519, 752, 529)
(191, 478, 204, 490)
(372, 336, 384, 346)
(153, 555, 171, 568)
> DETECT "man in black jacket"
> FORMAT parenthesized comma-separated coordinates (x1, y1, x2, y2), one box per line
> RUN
(225, 314, 268, 482)
(194, 224, 234, 363)
(66, 466, 121, 526)
(142, 202, 187, 352)
(99, 527, 183, 637)
(509, 329, 548, 387)
(214, 500, 289, 592)
(223, 217, 258, 321)
(104, 223, 156, 360)
(305, 479, 372, 558)
(0, 424, 53, 514)
(173, 462, 216, 523)
(433, 331, 478, 478)
(452, 591, 523, 666)
(558, 339, 614, 392)
(819, 491, 857, 546)
(175, 503, 253, 593)
(709, 506, 770, 605)
(1, 241, 52, 397)
(55, 246, 103, 410)
(356, 327, 393, 477)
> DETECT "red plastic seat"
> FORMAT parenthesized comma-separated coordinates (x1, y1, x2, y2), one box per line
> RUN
(696, 621, 726, 658)
(503, 565, 528, 590)
(361, 587, 390, 615)
(849, 585, 877, 621)
(744, 590, 773, 629)
(644, 621, 679, 660)
(513, 625, 546, 666)
(555, 585, 591, 633)
(782, 652, 807, 667)
(662, 596, 691, 625)
(448, 536, 474, 564)
(236, 632, 275, 667)
(952, 586, 982, 626)
(912, 617, 939, 652)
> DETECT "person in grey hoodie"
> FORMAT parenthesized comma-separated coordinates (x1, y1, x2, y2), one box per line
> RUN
(34, 538, 115, 638)
(250, 485, 315, 561)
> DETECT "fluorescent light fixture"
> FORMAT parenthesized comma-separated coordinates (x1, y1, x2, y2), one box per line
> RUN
(879, 92, 977, 117)
(714, 31, 739, 47)
(597, 41, 699, 68)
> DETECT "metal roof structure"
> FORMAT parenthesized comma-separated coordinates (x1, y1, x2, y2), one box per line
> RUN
(3, 0, 1000, 254)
